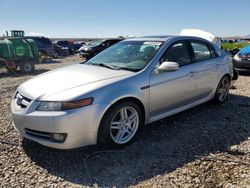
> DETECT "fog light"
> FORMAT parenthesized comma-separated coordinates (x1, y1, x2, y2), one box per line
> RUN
(50, 133, 67, 143)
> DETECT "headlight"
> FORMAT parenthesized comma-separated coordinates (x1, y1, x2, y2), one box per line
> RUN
(36, 97, 94, 111)
(84, 47, 92, 51)
(233, 54, 241, 61)
(36, 101, 62, 111)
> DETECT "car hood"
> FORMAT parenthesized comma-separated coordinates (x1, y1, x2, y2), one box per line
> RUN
(18, 64, 132, 100)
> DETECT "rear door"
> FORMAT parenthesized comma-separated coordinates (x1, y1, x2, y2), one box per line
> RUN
(188, 40, 220, 99)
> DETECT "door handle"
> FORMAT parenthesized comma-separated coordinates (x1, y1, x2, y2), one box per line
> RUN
(188, 71, 196, 76)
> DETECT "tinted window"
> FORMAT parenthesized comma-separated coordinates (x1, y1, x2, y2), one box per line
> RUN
(102, 40, 120, 47)
(162, 41, 191, 66)
(190, 41, 211, 62)
(57, 41, 69, 46)
(109, 40, 120, 45)
(103, 41, 110, 47)
(37, 38, 51, 45)
(209, 44, 218, 58)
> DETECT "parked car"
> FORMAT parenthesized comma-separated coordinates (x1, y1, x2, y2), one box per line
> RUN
(24, 36, 55, 57)
(54, 40, 76, 55)
(73, 41, 85, 51)
(79, 38, 122, 59)
(77, 41, 93, 53)
(233, 44, 250, 72)
(228, 48, 240, 56)
(11, 35, 235, 149)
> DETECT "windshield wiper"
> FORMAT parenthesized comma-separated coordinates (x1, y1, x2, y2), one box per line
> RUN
(95, 63, 120, 70)
(119, 67, 140, 72)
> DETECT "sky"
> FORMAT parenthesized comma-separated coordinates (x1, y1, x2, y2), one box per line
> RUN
(1, 0, 250, 38)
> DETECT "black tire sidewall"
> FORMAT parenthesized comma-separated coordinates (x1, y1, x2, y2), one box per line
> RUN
(20, 62, 34, 74)
(98, 101, 143, 148)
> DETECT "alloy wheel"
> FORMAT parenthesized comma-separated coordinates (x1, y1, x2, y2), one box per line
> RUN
(110, 106, 139, 144)
(217, 77, 230, 102)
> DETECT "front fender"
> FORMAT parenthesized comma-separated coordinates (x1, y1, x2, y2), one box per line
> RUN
(90, 74, 150, 123)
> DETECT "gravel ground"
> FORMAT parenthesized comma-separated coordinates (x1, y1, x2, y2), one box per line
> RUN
(0, 56, 250, 187)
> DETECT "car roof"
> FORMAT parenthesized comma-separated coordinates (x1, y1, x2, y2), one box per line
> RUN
(125, 35, 212, 43)
(104, 38, 123, 41)
(24, 36, 48, 39)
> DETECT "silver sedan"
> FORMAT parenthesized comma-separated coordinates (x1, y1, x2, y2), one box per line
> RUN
(11, 36, 234, 149)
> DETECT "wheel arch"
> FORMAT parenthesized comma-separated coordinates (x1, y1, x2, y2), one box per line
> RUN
(38, 49, 47, 55)
(96, 96, 146, 145)
(223, 73, 232, 80)
(220, 73, 232, 86)
(103, 96, 146, 125)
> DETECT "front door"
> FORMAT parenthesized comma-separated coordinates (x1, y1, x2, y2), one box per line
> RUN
(149, 40, 197, 120)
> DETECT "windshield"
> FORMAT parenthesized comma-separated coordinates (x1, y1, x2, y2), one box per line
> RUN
(85, 41, 163, 72)
(90, 40, 104, 47)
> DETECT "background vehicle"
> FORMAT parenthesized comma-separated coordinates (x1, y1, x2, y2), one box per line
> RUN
(54, 40, 76, 55)
(79, 38, 123, 59)
(233, 44, 250, 72)
(24, 36, 55, 57)
(0, 37, 38, 73)
(11, 36, 234, 149)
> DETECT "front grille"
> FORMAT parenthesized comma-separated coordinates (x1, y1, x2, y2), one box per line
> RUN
(15, 92, 31, 108)
(25, 128, 51, 140)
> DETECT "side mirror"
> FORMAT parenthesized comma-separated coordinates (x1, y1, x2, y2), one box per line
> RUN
(157, 61, 179, 72)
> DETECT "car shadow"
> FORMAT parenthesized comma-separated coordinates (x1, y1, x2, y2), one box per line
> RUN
(22, 93, 250, 187)
(40, 59, 63, 64)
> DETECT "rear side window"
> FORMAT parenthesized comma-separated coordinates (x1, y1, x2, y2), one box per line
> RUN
(57, 41, 69, 46)
(161, 41, 191, 66)
(37, 38, 51, 45)
(190, 41, 211, 62)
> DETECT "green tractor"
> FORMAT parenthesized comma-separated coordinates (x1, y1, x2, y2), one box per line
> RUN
(0, 30, 39, 74)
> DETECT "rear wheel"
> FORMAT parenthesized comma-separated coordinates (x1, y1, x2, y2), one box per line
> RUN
(39, 50, 47, 57)
(213, 76, 231, 104)
(98, 101, 143, 148)
(20, 61, 35, 74)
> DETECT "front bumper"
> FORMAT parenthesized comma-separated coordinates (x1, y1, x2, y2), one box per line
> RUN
(11, 96, 107, 149)
(79, 51, 92, 58)
(233, 59, 250, 71)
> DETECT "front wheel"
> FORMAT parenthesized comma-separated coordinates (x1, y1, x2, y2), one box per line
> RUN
(213, 76, 231, 104)
(98, 101, 143, 148)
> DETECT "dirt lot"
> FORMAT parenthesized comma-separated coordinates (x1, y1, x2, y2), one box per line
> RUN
(0, 56, 250, 187)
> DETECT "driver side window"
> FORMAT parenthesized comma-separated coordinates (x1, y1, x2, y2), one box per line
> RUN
(161, 41, 191, 66)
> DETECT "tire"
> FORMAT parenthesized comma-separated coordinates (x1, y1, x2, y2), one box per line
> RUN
(213, 76, 231, 104)
(20, 62, 35, 74)
(39, 50, 47, 57)
(98, 101, 143, 148)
